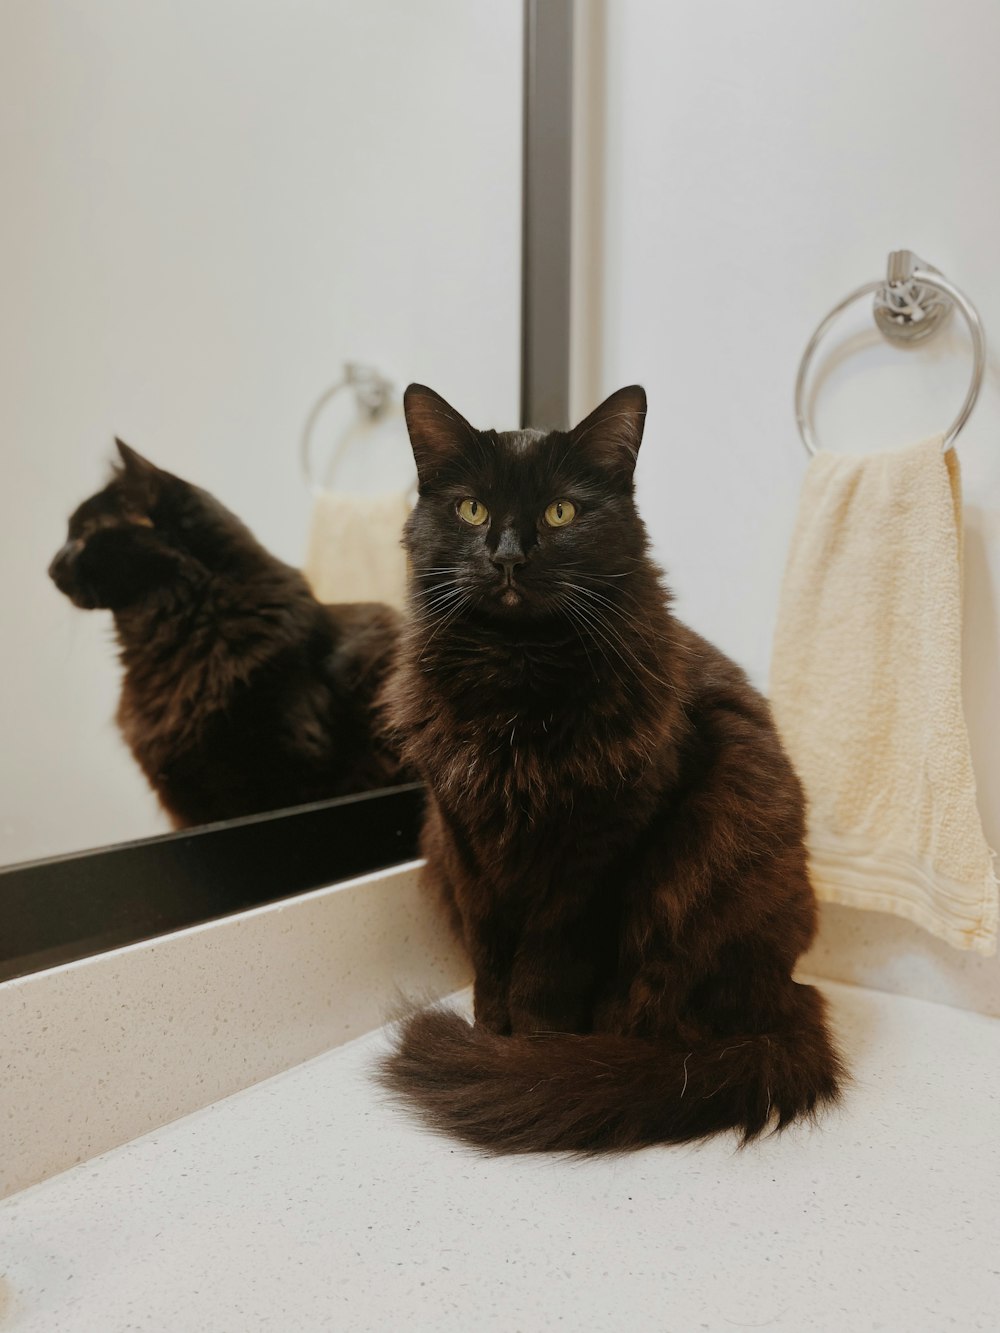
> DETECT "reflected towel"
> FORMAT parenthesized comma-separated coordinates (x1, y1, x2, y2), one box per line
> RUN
(770, 437, 997, 954)
(303, 489, 410, 610)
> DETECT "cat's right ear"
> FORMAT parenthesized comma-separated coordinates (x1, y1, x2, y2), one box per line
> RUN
(403, 385, 476, 489)
(568, 385, 647, 482)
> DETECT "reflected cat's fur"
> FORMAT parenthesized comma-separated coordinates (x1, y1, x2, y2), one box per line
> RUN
(379, 384, 845, 1153)
(49, 442, 405, 826)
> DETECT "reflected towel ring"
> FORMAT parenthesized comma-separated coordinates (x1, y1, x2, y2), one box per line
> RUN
(300, 362, 396, 491)
(794, 250, 986, 457)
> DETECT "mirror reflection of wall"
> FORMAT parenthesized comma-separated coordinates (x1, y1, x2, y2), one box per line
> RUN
(0, 1, 522, 866)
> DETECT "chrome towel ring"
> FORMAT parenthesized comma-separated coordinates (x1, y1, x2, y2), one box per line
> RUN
(794, 250, 986, 456)
(300, 362, 395, 491)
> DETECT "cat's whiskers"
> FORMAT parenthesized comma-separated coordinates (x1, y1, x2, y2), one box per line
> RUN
(565, 585, 672, 689)
(410, 587, 468, 627)
(560, 605, 597, 678)
(416, 591, 474, 658)
(556, 580, 669, 691)
(556, 559, 640, 580)
(563, 569, 655, 614)
(416, 578, 465, 605)
(569, 587, 660, 654)
(414, 565, 466, 579)
(559, 598, 671, 775)
(411, 572, 471, 609)
(558, 596, 631, 697)
(417, 592, 473, 660)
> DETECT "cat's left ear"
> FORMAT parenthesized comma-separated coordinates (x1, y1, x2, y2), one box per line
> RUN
(569, 385, 647, 479)
(403, 385, 477, 490)
(114, 439, 164, 510)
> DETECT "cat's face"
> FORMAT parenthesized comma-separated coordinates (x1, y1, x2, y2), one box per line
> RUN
(402, 385, 649, 625)
(49, 442, 247, 611)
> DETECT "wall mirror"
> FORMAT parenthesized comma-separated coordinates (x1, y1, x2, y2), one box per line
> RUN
(0, 0, 572, 979)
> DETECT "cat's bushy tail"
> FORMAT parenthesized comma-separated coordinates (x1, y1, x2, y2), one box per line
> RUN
(378, 984, 844, 1154)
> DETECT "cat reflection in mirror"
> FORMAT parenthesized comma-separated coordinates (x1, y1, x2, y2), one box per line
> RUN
(49, 442, 405, 826)
(379, 384, 845, 1153)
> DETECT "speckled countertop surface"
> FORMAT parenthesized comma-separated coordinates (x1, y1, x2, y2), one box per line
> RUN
(2, 978, 998, 1333)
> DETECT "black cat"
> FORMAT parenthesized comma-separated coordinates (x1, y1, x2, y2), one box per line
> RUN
(379, 384, 844, 1152)
(49, 441, 406, 827)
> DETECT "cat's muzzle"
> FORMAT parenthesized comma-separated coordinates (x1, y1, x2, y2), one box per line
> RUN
(48, 539, 95, 607)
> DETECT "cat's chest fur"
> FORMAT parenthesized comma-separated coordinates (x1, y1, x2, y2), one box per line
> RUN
(391, 639, 679, 849)
(115, 584, 314, 762)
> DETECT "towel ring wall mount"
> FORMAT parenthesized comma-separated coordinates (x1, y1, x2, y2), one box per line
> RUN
(795, 250, 986, 456)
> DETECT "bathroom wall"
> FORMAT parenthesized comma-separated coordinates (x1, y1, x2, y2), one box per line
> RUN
(574, 0, 1000, 1013)
(0, 0, 522, 864)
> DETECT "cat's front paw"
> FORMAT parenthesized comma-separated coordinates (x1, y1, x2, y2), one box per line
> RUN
(473, 1006, 511, 1036)
(508, 999, 588, 1035)
(473, 982, 511, 1035)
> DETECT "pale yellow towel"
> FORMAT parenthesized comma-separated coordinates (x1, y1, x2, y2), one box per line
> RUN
(770, 437, 997, 954)
(303, 489, 410, 610)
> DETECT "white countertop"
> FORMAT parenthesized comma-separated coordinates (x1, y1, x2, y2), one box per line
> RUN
(2, 978, 998, 1333)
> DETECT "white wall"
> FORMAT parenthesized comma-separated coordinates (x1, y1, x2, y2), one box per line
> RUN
(578, 0, 1000, 1012)
(0, 0, 522, 864)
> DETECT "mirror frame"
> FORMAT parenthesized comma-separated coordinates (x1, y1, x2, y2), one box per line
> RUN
(0, 786, 425, 983)
(0, 0, 574, 982)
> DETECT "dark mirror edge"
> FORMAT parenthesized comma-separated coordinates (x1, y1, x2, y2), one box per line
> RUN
(0, 784, 425, 983)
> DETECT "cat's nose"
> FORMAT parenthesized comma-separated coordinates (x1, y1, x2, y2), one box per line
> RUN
(493, 558, 525, 583)
(490, 530, 527, 582)
(48, 539, 82, 583)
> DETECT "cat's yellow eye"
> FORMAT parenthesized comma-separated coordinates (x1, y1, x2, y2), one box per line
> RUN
(458, 498, 489, 526)
(544, 499, 576, 528)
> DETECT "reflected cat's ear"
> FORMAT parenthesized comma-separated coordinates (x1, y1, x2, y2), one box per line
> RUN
(569, 385, 647, 480)
(114, 439, 164, 509)
(115, 438, 160, 475)
(403, 385, 477, 489)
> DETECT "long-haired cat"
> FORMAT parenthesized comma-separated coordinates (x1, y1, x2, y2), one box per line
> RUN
(379, 384, 845, 1152)
(49, 441, 405, 827)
